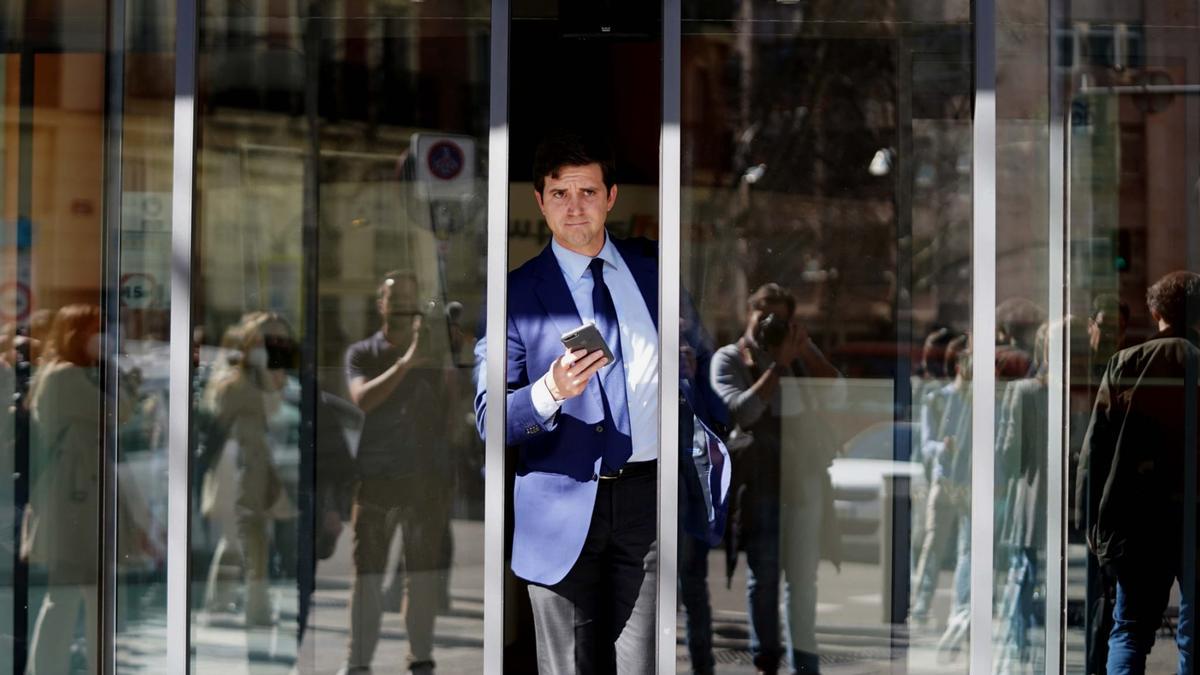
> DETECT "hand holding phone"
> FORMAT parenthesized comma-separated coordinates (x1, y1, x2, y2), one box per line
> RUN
(560, 322, 615, 364)
(545, 323, 613, 401)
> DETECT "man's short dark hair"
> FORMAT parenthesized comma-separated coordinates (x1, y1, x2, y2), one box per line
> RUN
(1146, 270, 1200, 330)
(747, 283, 796, 317)
(922, 326, 958, 379)
(533, 132, 616, 195)
(996, 297, 1045, 348)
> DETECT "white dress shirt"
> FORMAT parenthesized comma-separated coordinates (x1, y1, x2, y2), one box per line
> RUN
(530, 232, 661, 462)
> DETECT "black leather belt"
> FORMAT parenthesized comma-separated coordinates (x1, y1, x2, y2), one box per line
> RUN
(598, 460, 657, 480)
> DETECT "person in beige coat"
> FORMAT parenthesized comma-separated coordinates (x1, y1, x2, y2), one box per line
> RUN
(25, 305, 133, 674)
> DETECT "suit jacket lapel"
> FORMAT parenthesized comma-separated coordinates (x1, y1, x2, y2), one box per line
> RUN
(532, 244, 583, 338)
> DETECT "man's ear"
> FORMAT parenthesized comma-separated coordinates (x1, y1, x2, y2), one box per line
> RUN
(534, 189, 545, 213)
(607, 184, 619, 211)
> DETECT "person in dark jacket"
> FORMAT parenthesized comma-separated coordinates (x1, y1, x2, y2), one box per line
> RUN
(1076, 270, 1200, 675)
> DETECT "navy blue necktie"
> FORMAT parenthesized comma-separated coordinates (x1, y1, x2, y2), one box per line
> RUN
(590, 258, 633, 473)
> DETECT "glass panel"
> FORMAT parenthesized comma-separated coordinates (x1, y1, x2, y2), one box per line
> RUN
(114, 1, 176, 669)
(1, 4, 114, 673)
(993, 2, 1052, 671)
(1062, 6, 1200, 675)
(679, 3, 973, 672)
(190, 2, 490, 672)
(498, 3, 662, 669)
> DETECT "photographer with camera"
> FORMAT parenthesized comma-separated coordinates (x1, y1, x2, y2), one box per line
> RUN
(340, 271, 453, 675)
(711, 283, 839, 675)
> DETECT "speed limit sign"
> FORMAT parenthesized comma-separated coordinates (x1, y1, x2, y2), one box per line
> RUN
(119, 273, 159, 309)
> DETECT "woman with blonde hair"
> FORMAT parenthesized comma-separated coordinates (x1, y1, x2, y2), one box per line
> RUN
(25, 304, 132, 674)
(201, 311, 298, 629)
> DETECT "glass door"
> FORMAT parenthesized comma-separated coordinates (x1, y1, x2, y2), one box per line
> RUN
(1062, 9, 1200, 674)
(672, 4, 978, 673)
(185, 2, 493, 672)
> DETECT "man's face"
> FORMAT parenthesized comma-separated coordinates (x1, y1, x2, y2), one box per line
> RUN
(535, 163, 617, 257)
(379, 278, 419, 333)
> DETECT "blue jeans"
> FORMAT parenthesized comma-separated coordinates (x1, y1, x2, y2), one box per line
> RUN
(911, 481, 955, 620)
(745, 498, 784, 672)
(780, 470, 823, 666)
(1107, 552, 1195, 675)
(995, 547, 1040, 672)
(679, 531, 714, 674)
(951, 512, 970, 617)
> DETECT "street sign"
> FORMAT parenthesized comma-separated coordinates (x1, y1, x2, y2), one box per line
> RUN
(0, 280, 32, 323)
(411, 133, 476, 202)
(119, 273, 159, 309)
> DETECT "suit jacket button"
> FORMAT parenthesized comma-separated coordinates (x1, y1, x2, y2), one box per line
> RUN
(592, 473, 599, 481)
(595, 424, 604, 433)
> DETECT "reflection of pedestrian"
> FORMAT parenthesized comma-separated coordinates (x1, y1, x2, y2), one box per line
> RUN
(910, 329, 958, 578)
(340, 272, 452, 675)
(25, 305, 132, 674)
(201, 312, 298, 628)
(1082, 295, 1129, 674)
(910, 336, 971, 642)
(677, 312, 732, 675)
(711, 283, 840, 675)
(1076, 271, 1200, 675)
(994, 321, 1057, 673)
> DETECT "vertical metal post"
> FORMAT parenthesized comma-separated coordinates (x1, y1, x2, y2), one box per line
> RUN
(11, 6, 36, 672)
(890, 36, 914, 640)
(657, 0, 682, 672)
(1185, 18, 1200, 664)
(970, 0, 997, 671)
(296, 1, 322, 663)
(168, 0, 199, 671)
(101, 0, 128, 671)
(1045, 0, 1068, 669)
(483, 0, 510, 672)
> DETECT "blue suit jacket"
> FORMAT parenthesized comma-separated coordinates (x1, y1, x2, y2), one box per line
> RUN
(474, 237, 730, 584)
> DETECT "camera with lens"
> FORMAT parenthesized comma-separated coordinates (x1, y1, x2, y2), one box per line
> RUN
(753, 312, 790, 350)
(263, 334, 299, 371)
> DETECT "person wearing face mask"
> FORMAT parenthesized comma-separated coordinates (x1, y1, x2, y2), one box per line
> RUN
(201, 312, 298, 632)
(339, 271, 451, 675)
(24, 305, 133, 674)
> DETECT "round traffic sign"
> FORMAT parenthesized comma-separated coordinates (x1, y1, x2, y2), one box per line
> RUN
(120, 273, 159, 309)
(426, 141, 465, 181)
(0, 281, 32, 323)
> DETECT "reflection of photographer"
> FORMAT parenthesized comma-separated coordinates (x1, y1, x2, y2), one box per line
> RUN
(710, 283, 839, 675)
(340, 271, 453, 675)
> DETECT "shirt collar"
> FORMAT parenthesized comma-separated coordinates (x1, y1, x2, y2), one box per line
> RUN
(550, 230, 621, 282)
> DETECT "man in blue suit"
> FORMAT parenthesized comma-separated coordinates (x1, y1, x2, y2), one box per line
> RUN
(474, 133, 726, 673)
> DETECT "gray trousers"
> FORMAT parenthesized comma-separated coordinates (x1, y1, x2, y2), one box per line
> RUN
(527, 470, 657, 675)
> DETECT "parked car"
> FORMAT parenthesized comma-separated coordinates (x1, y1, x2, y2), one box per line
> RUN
(829, 420, 926, 563)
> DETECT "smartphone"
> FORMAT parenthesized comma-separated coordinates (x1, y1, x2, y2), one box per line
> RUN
(560, 322, 615, 364)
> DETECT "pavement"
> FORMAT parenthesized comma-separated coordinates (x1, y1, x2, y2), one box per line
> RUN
(24, 519, 1173, 674)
